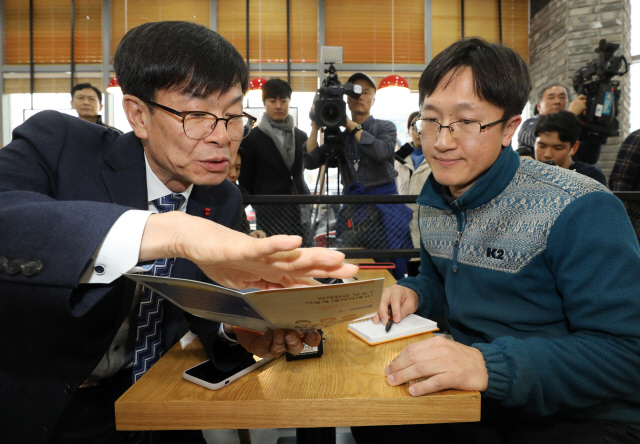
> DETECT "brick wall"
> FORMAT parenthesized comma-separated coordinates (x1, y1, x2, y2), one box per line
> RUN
(529, 0, 631, 179)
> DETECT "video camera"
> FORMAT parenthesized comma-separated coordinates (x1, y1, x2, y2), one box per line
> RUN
(573, 39, 628, 139)
(309, 46, 362, 129)
(309, 47, 363, 167)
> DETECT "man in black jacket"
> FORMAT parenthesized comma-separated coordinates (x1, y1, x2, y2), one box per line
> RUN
(239, 79, 312, 244)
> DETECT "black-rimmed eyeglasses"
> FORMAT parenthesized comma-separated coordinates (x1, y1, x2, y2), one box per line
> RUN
(147, 101, 257, 141)
(412, 115, 516, 141)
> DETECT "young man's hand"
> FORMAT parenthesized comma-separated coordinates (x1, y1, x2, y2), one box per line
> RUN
(372, 284, 419, 325)
(385, 336, 489, 395)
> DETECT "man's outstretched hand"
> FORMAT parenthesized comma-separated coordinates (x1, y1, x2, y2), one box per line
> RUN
(140, 212, 359, 289)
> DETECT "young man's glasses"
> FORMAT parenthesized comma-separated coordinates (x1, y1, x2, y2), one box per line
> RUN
(412, 115, 515, 141)
(147, 101, 257, 141)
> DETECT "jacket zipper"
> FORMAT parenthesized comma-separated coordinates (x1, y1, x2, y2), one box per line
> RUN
(451, 202, 467, 273)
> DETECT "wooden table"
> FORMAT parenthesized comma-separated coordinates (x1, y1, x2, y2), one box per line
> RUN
(115, 264, 480, 439)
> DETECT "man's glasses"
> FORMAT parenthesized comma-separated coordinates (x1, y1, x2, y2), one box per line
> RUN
(147, 101, 257, 141)
(412, 115, 515, 141)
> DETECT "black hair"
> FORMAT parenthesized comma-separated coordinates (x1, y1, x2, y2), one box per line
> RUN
(113, 21, 249, 104)
(406, 111, 420, 130)
(534, 110, 583, 146)
(71, 83, 103, 104)
(516, 146, 534, 157)
(418, 37, 531, 119)
(262, 79, 292, 101)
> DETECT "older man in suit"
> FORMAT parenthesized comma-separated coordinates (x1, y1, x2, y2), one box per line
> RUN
(0, 21, 355, 444)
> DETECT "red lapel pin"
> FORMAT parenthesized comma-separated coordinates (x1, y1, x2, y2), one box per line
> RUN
(204, 207, 211, 216)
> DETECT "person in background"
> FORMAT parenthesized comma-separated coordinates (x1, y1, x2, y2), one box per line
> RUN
(239, 78, 311, 244)
(70, 82, 122, 133)
(518, 83, 603, 165)
(394, 110, 432, 277)
(305, 72, 398, 189)
(610, 128, 640, 242)
(305, 72, 412, 279)
(227, 148, 266, 238)
(534, 110, 607, 186)
(352, 36, 640, 444)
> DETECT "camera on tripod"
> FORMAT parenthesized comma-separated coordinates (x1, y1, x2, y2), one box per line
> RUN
(309, 46, 363, 128)
(573, 39, 628, 139)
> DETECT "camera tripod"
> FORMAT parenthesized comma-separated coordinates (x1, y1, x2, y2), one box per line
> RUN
(310, 128, 346, 248)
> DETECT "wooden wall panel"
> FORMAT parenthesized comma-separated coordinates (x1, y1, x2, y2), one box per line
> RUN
(1, 0, 529, 91)
(5, 76, 100, 94)
(219, 0, 317, 79)
(73, 0, 103, 63)
(289, 0, 317, 63)
(431, 0, 462, 57)
(31, 0, 71, 64)
(430, 0, 528, 63)
(465, 0, 500, 43)
(325, 0, 424, 65)
(217, 0, 248, 59)
(3, 0, 30, 64)
(219, 0, 317, 64)
(248, 0, 288, 63)
(501, 0, 529, 63)
(111, 0, 210, 61)
(4, 0, 101, 64)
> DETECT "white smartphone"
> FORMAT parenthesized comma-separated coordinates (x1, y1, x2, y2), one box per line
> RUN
(182, 356, 272, 390)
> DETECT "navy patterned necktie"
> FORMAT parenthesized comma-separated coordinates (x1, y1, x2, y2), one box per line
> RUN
(132, 193, 186, 383)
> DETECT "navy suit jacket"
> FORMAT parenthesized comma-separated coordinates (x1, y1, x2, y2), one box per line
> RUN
(0, 111, 249, 443)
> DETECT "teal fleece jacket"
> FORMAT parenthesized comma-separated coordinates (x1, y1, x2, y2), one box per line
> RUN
(397, 146, 640, 425)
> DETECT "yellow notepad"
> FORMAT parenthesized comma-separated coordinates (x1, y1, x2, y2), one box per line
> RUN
(347, 314, 438, 346)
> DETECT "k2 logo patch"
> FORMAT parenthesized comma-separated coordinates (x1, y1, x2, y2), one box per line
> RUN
(486, 248, 505, 260)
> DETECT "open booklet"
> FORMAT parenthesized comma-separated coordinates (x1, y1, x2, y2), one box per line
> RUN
(125, 274, 384, 334)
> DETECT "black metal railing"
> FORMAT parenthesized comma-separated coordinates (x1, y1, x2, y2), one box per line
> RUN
(240, 192, 640, 259)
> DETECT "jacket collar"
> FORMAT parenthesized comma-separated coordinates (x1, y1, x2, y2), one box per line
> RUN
(417, 145, 520, 211)
(101, 132, 148, 210)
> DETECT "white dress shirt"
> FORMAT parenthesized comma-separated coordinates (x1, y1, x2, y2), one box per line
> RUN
(85, 154, 193, 380)
(79, 154, 192, 284)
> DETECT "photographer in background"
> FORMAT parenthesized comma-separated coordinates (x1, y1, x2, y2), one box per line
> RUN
(304, 73, 412, 279)
(534, 110, 606, 186)
(239, 79, 311, 244)
(518, 83, 602, 164)
(304, 73, 398, 188)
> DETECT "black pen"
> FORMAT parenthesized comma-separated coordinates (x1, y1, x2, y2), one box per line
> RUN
(385, 306, 394, 333)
